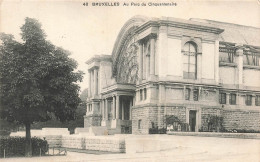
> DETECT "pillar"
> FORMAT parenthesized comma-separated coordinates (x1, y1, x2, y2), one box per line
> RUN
(93, 68, 98, 96)
(86, 104, 89, 114)
(102, 100, 105, 120)
(122, 100, 124, 120)
(146, 53, 150, 80)
(197, 53, 202, 80)
(226, 93, 230, 105)
(214, 40, 219, 84)
(129, 99, 132, 120)
(88, 71, 91, 97)
(139, 42, 143, 81)
(236, 47, 243, 87)
(150, 37, 155, 75)
(112, 96, 116, 119)
(105, 99, 108, 120)
(183, 86, 186, 100)
(252, 95, 256, 106)
(143, 44, 146, 80)
(116, 95, 120, 119)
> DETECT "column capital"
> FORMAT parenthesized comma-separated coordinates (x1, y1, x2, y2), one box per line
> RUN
(148, 33, 157, 39)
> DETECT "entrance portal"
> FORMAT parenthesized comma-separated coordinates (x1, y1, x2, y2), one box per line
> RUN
(189, 110, 197, 132)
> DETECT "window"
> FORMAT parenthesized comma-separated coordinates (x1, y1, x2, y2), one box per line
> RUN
(185, 88, 190, 100)
(144, 88, 147, 100)
(140, 89, 143, 101)
(245, 95, 252, 106)
(219, 43, 235, 63)
(256, 95, 260, 106)
(219, 93, 226, 104)
(193, 89, 199, 101)
(229, 93, 236, 105)
(138, 119, 142, 129)
(243, 49, 260, 66)
(183, 42, 197, 79)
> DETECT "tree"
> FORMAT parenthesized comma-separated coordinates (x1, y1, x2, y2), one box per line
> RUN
(0, 18, 83, 156)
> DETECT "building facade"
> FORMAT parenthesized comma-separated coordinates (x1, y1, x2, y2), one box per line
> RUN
(84, 16, 260, 134)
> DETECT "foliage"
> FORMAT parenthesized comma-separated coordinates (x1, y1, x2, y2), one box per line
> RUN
(0, 137, 48, 157)
(31, 88, 87, 133)
(0, 17, 83, 156)
(149, 127, 167, 134)
(200, 115, 224, 132)
(164, 115, 189, 132)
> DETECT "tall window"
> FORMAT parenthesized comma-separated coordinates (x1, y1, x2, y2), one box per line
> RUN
(185, 88, 191, 100)
(140, 89, 143, 101)
(138, 119, 142, 129)
(144, 88, 147, 100)
(245, 95, 252, 106)
(229, 93, 236, 105)
(193, 89, 199, 101)
(256, 95, 260, 106)
(183, 42, 197, 79)
(219, 93, 226, 104)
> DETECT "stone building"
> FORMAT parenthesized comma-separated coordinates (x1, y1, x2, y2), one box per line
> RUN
(84, 16, 260, 134)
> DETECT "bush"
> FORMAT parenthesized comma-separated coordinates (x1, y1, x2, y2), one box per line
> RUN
(149, 127, 166, 134)
(0, 137, 48, 157)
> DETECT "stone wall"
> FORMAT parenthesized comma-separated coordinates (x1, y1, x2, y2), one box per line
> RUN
(165, 106, 186, 123)
(132, 105, 260, 134)
(200, 107, 222, 131)
(132, 106, 187, 134)
(62, 135, 125, 153)
(132, 106, 158, 134)
(84, 114, 102, 128)
(223, 109, 260, 131)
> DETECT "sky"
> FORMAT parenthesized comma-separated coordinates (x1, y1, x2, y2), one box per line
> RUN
(1, 0, 260, 91)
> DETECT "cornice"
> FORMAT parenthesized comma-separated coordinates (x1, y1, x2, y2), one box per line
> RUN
(135, 19, 224, 35)
(86, 55, 112, 65)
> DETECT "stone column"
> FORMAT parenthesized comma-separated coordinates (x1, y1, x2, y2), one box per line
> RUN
(226, 93, 230, 105)
(122, 100, 124, 120)
(143, 44, 146, 80)
(112, 96, 116, 119)
(197, 53, 202, 80)
(158, 25, 168, 77)
(86, 104, 89, 114)
(252, 95, 256, 106)
(139, 42, 143, 81)
(150, 37, 155, 75)
(129, 99, 132, 120)
(105, 99, 108, 120)
(88, 71, 91, 97)
(183, 86, 186, 100)
(146, 52, 150, 80)
(236, 93, 240, 106)
(91, 103, 94, 113)
(91, 71, 94, 97)
(116, 95, 120, 119)
(236, 46, 243, 87)
(101, 100, 105, 120)
(214, 40, 219, 84)
(93, 68, 98, 96)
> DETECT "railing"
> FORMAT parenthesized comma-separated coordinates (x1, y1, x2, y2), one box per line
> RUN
(1, 147, 67, 158)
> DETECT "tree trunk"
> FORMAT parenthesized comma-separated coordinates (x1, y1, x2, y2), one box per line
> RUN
(25, 123, 32, 157)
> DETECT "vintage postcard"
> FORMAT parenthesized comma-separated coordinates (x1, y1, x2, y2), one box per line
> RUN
(0, 0, 260, 161)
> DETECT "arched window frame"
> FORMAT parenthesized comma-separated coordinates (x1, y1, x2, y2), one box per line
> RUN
(182, 41, 198, 79)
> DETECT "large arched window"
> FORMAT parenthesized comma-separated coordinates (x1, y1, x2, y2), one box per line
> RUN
(183, 42, 197, 79)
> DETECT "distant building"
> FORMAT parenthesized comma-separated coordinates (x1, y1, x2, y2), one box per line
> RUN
(85, 16, 260, 134)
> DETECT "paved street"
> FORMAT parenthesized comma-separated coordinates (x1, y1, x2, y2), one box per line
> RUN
(2, 135, 260, 162)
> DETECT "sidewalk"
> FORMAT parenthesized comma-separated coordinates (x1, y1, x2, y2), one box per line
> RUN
(1, 135, 259, 162)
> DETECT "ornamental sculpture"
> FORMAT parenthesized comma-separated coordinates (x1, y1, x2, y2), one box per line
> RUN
(116, 43, 139, 84)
